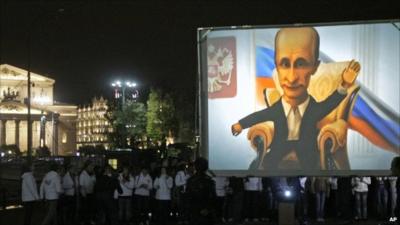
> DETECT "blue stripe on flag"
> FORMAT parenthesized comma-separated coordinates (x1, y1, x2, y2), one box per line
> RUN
(256, 46, 275, 77)
(352, 96, 400, 147)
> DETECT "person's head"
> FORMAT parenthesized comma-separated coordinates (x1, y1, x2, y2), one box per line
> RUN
(21, 163, 33, 175)
(160, 167, 167, 176)
(177, 162, 186, 171)
(141, 166, 148, 175)
(122, 166, 130, 176)
(66, 164, 75, 175)
(391, 156, 400, 176)
(58, 165, 66, 176)
(104, 164, 113, 176)
(194, 157, 208, 174)
(275, 27, 320, 106)
(84, 161, 94, 173)
(49, 162, 58, 172)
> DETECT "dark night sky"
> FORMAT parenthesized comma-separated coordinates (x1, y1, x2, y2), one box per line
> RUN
(0, 0, 399, 105)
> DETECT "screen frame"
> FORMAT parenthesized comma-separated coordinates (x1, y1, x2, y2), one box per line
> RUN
(197, 19, 400, 177)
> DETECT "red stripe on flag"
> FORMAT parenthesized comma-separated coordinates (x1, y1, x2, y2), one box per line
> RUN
(348, 115, 396, 151)
(256, 77, 276, 107)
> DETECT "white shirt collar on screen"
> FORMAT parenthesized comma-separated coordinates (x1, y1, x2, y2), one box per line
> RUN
(281, 95, 310, 118)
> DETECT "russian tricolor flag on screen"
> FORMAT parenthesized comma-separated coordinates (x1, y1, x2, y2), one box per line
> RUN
(255, 46, 275, 107)
(349, 90, 400, 151)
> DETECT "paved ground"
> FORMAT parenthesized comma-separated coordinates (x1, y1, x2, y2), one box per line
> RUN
(0, 205, 392, 225)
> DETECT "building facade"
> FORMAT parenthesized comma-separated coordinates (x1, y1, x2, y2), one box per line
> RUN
(0, 64, 77, 155)
(76, 96, 112, 150)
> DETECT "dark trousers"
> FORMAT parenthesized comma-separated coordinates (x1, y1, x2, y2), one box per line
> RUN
(156, 200, 171, 225)
(396, 189, 400, 218)
(23, 201, 35, 225)
(215, 196, 226, 220)
(355, 191, 368, 219)
(189, 212, 214, 225)
(377, 184, 388, 218)
(328, 189, 337, 217)
(62, 195, 76, 224)
(244, 191, 259, 219)
(135, 195, 150, 222)
(42, 200, 58, 225)
(118, 196, 132, 222)
(175, 191, 187, 222)
(80, 194, 95, 224)
(230, 192, 244, 222)
(96, 193, 117, 225)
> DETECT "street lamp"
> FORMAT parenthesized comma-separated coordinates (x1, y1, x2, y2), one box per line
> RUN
(111, 80, 137, 107)
(26, 8, 65, 165)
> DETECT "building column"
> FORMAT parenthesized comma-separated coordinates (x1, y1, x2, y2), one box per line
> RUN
(40, 115, 46, 147)
(30, 121, 36, 150)
(52, 114, 59, 156)
(15, 120, 20, 148)
(0, 120, 6, 146)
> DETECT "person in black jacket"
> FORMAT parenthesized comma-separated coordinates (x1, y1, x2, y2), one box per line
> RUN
(186, 157, 216, 225)
(94, 164, 122, 225)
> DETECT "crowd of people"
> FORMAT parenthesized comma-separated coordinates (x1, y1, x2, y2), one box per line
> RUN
(19, 156, 400, 225)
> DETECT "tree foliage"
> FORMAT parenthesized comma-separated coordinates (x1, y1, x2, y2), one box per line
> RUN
(107, 100, 147, 148)
(146, 88, 178, 145)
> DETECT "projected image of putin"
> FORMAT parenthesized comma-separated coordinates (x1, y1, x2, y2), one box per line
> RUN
(231, 27, 360, 171)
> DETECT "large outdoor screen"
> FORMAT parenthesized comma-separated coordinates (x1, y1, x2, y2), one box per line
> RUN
(199, 21, 400, 176)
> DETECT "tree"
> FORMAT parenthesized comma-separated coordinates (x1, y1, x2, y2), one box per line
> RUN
(146, 89, 163, 144)
(146, 88, 178, 146)
(106, 100, 147, 149)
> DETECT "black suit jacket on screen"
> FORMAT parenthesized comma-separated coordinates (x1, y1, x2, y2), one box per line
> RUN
(239, 91, 345, 171)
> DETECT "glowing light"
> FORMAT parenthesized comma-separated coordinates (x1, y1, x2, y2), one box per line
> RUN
(33, 95, 51, 105)
(5, 205, 23, 210)
(284, 190, 291, 198)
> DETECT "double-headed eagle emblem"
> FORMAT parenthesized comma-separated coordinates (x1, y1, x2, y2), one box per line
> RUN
(207, 44, 234, 93)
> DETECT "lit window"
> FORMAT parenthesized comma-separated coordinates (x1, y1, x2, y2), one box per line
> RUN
(62, 133, 67, 143)
(108, 159, 117, 169)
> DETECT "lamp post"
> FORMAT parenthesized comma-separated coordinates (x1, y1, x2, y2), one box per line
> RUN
(111, 80, 137, 107)
(111, 80, 137, 148)
(26, 7, 65, 165)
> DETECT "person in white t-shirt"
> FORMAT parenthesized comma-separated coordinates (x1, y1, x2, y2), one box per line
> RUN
(351, 176, 371, 220)
(79, 161, 96, 224)
(62, 165, 79, 224)
(244, 176, 262, 222)
(40, 162, 63, 225)
(174, 162, 189, 223)
(134, 166, 153, 225)
(154, 167, 173, 224)
(213, 176, 229, 223)
(118, 166, 135, 223)
(21, 163, 39, 225)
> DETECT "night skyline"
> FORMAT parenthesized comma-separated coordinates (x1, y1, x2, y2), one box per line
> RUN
(0, 0, 398, 105)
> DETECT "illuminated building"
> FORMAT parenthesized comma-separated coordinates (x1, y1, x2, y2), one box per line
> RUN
(76, 96, 112, 150)
(0, 64, 77, 155)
